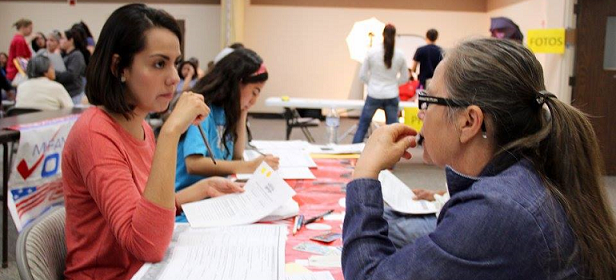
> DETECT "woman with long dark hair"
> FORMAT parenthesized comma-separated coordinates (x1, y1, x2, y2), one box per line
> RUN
(342, 37, 616, 279)
(174, 48, 279, 195)
(62, 4, 243, 279)
(353, 23, 409, 143)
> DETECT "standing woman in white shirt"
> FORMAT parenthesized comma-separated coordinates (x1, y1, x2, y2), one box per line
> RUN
(353, 24, 409, 143)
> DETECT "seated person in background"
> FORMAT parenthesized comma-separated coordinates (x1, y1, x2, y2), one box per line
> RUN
(342, 38, 616, 279)
(213, 42, 244, 64)
(15, 55, 73, 110)
(0, 52, 8, 74)
(36, 30, 66, 72)
(62, 4, 244, 280)
(175, 60, 198, 95)
(174, 48, 279, 208)
(188, 57, 205, 78)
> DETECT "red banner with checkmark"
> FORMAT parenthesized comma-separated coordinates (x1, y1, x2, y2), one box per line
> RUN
(7, 115, 79, 231)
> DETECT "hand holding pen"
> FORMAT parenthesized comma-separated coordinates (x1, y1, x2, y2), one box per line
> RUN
(164, 92, 210, 136)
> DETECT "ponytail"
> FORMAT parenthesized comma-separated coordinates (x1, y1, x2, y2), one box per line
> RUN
(538, 97, 616, 279)
(383, 24, 396, 69)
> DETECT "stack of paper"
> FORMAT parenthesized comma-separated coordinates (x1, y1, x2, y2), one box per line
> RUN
(131, 224, 286, 280)
(379, 170, 438, 215)
(241, 150, 316, 180)
(183, 162, 297, 228)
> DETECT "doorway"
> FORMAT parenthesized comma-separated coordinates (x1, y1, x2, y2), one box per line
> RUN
(573, 0, 616, 175)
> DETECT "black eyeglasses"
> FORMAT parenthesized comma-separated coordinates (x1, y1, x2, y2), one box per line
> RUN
(417, 89, 487, 137)
(417, 89, 470, 110)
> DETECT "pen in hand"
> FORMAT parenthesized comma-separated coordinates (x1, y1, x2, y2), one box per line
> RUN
(303, 210, 334, 226)
(196, 124, 217, 165)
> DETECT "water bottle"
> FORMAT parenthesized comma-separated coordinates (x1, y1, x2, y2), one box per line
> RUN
(325, 107, 340, 144)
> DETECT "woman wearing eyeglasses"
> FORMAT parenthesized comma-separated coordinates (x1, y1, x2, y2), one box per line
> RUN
(342, 38, 616, 279)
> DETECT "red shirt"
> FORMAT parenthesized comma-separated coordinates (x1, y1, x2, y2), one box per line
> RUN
(399, 80, 420, 101)
(62, 107, 175, 280)
(6, 33, 31, 80)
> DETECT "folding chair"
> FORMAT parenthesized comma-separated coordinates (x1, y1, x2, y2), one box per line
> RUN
(16, 207, 67, 280)
(283, 108, 320, 142)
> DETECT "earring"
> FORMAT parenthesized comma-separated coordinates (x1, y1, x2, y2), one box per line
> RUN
(120, 76, 126, 83)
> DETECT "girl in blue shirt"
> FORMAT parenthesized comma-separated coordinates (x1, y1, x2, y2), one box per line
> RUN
(175, 48, 279, 193)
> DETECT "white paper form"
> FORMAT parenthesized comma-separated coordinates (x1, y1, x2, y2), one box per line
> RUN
(286, 271, 335, 280)
(183, 162, 296, 228)
(306, 143, 365, 154)
(250, 140, 311, 151)
(131, 224, 287, 280)
(244, 150, 317, 168)
(379, 170, 438, 215)
(236, 167, 316, 181)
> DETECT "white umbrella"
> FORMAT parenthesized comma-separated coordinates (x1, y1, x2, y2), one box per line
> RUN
(346, 17, 386, 63)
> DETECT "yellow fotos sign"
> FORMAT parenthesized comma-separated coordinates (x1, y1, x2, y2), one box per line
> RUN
(527, 28, 566, 54)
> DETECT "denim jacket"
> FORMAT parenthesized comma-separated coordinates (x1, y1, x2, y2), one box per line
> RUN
(342, 157, 580, 280)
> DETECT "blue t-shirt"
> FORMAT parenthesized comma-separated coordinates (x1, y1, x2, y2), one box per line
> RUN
(175, 105, 234, 192)
(413, 44, 443, 88)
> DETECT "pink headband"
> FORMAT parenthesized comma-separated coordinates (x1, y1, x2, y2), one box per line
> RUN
(252, 63, 267, 76)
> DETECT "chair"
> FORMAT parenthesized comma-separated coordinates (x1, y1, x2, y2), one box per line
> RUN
(6, 107, 41, 117)
(16, 207, 67, 280)
(283, 108, 320, 142)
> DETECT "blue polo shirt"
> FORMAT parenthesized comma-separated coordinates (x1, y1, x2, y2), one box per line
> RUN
(175, 105, 234, 192)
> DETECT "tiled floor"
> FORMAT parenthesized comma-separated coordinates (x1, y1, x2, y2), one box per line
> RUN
(0, 115, 614, 279)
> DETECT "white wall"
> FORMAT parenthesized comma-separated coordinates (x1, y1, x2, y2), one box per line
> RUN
(0, 2, 220, 70)
(487, 0, 575, 103)
(244, 4, 489, 112)
(1, 1, 575, 112)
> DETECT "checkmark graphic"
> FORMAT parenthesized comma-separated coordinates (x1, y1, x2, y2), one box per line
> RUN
(15, 129, 62, 180)
(17, 155, 45, 180)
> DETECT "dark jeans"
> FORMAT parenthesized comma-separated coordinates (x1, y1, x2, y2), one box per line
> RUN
(352, 96, 399, 143)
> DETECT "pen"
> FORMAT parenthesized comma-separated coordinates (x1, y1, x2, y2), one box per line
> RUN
(196, 124, 217, 165)
(303, 210, 334, 226)
(292, 215, 302, 236)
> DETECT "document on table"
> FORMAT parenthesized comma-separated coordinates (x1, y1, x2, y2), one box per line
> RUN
(131, 224, 286, 280)
(183, 162, 296, 228)
(306, 143, 365, 154)
(286, 271, 335, 280)
(379, 170, 438, 214)
(260, 198, 300, 222)
(250, 140, 311, 150)
(244, 150, 317, 168)
(236, 167, 316, 180)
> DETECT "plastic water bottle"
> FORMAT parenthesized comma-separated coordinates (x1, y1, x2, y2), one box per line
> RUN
(326, 107, 340, 144)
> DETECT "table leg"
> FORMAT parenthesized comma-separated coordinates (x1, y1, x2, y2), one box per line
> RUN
(2, 143, 8, 268)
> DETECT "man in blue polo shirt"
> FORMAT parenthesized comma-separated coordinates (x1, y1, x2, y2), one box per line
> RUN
(411, 29, 443, 89)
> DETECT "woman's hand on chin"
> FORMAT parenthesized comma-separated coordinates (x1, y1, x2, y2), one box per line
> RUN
(353, 123, 417, 180)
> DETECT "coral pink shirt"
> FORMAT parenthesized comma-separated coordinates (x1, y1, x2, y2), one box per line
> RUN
(62, 107, 175, 280)
(7, 33, 31, 80)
